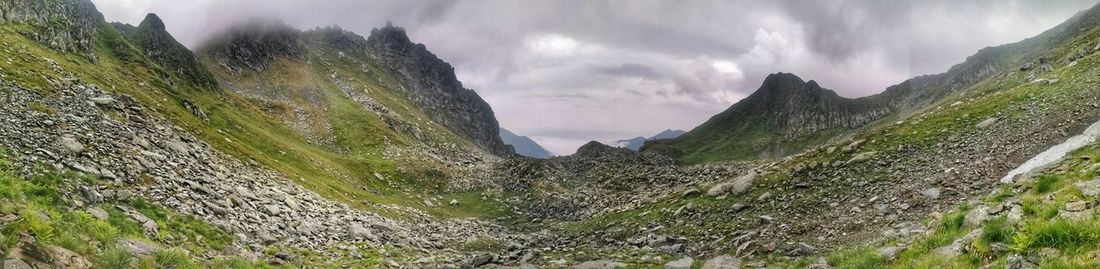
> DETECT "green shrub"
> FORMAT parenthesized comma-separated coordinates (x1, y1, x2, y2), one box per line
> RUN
(982, 217, 1014, 244)
(1034, 175, 1060, 194)
(95, 248, 133, 268)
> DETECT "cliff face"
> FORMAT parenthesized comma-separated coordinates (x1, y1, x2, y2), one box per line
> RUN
(199, 21, 304, 75)
(114, 14, 217, 88)
(365, 23, 513, 156)
(0, 0, 102, 56)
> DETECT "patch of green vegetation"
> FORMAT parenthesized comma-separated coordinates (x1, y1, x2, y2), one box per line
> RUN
(0, 149, 285, 268)
(1017, 219, 1100, 251)
(826, 247, 886, 269)
(1034, 175, 1060, 194)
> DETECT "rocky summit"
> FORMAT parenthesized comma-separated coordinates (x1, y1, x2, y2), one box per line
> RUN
(4, 0, 1100, 268)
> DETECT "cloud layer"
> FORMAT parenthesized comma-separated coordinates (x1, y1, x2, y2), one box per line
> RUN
(91, 0, 1098, 155)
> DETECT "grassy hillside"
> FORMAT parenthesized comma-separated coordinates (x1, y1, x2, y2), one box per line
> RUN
(0, 17, 506, 222)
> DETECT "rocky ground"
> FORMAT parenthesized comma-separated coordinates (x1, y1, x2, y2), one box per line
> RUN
(0, 74, 531, 267)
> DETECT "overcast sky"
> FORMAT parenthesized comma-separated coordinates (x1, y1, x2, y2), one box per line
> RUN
(91, 0, 1098, 155)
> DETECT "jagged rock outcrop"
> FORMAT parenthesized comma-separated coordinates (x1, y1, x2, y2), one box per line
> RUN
(647, 73, 891, 161)
(200, 20, 304, 74)
(0, 0, 103, 56)
(365, 23, 513, 156)
(113, 14, 217, 88)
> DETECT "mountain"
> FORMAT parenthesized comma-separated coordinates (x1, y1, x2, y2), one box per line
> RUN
(645, 73, 891, 163)
(649, 129, 687, 140)
(500, 128, 552, 158)
(0, 1, 528, 266)
(614, 129, 686, 151)
(112, 14, 217, 88)
(650, 2, 1100, 165)
(364, 23, 513, 156)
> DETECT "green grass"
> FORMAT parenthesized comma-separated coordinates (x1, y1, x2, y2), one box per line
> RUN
(1035, 175, 1060, 194)
(827, 247, 886, 269)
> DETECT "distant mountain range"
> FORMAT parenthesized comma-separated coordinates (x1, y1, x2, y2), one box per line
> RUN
(613, 129, 687, 151)
(500, 128, 553, 158)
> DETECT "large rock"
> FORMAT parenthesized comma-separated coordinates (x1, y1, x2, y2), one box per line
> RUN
(707, 172, 756, 197)
(665, 257, 694, 269)
(46, 246, 91, 269)
(59, 136, 85, 154)
(701, 255, 741, 269)
(572, 260, 628, 269)
(118, 239, 160, 256)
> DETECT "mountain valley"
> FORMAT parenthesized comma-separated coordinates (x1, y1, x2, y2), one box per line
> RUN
(3, 1, 1100, 268)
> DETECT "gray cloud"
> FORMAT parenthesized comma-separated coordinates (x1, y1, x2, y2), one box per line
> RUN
(91, 0, 1099, 155)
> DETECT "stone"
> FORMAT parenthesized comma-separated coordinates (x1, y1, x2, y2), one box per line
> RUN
(707, 172, 756, 197)
(846, 151, 877, 164)
(347, 224, 373, 240)
(86, 207, 108, 220)
(878, 246, 903, 260)
(1065, 201, 1089, 212)
(977, 118, 998, 129)
(89, 96, 114, 105)
(118, 239, 160, 256)
(682, 188, 701, 197)
(142, 220, 158, 235)
(1005, 254, 1034, 269)
(1076, 179, 1100, 196)
(701, 255, 741, 269)
(115, 189, 134, 201)
(664, 257, 694, 269)
(3, 259, 32, 269)
(922, 188, 941, 199)
(573, 260, 628, 269)
(46, 246, 92, 269)
(59, 135, 84, 154)
(262, 204, 282, 216)
(449, 199, 460, 206)
(964, 206, 989, 227)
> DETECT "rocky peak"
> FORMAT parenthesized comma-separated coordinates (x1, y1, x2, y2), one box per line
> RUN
(305, 25, 368, 54)
(115, 13, 216, 88)
(199, 20, 304, 74)
(0, 0, 104, 57)
(719, 72, 891, 139)
(364, 22, 513, 156)
(138, 13, 165, 31)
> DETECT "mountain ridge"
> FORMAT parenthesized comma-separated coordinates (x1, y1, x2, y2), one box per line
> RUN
(500, 128, 552, 158)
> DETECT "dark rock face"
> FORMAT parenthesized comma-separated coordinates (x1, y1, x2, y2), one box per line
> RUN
(722, 73, 891, 139)
(304, 26, 369, 56)
(114, 14, 217, 88)
(648, 73, 892, 161)
(365, 23, 512, 156)
(200, 21, 304, 74)
(0, 0, 103, 56)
